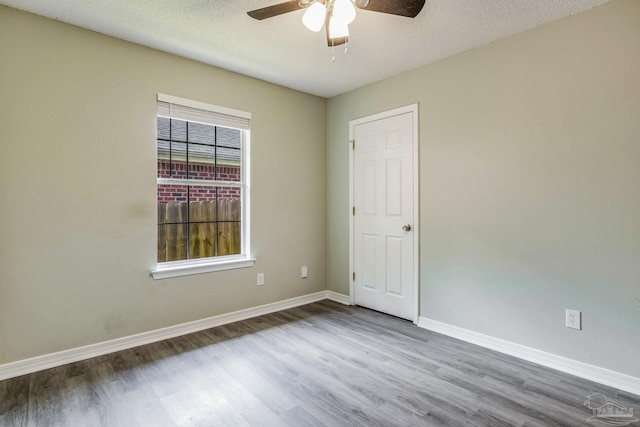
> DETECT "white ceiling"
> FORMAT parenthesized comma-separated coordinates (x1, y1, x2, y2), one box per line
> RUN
(2, 0, 611, 98)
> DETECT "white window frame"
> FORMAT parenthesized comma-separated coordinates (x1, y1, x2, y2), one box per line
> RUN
(151, 94, 254, 280)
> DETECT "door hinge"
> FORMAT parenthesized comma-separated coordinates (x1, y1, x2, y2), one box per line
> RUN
(352, 272, 356, 281)
(352, 206, 355, 216)
(351, 140, 355, 150)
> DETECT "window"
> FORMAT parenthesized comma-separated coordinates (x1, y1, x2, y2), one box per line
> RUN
(152, 94, 253, 279)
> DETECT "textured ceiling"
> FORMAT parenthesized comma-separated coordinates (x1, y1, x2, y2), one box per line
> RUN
(1, 0, 611, 98)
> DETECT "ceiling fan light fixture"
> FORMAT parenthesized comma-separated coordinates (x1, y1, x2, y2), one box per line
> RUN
(302, 1, 326, 32)
(333, 0, 356, 24)
(248, 0, 426, 62)
(328, 14, 349, 38)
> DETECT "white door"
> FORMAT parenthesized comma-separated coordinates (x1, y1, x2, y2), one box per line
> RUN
(351, 107, 417, 321)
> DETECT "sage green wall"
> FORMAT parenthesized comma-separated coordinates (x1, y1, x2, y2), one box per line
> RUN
(0, 6, 326, 364)
(327, 0, 640, 377)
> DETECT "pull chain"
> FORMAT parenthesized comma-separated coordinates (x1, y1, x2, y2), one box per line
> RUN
(330, 37, 349, 63)
(330, 39, 336, 63)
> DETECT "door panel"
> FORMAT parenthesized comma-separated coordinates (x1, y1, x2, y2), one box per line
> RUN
(361, 234, 377, 290)
(385, 236, 403, 296)
(386, 159, 402, 216)
(362, 161, 376, 215)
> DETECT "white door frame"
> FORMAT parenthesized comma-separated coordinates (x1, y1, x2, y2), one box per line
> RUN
(348, 104, 420, 324)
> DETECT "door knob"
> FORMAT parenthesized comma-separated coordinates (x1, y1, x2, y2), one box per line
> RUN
(402, 224, 412, 232)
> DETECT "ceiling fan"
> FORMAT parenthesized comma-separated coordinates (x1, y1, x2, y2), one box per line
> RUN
(248, 0, 425, 60)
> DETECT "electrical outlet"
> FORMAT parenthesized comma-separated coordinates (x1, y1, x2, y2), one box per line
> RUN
(257, 273, 264, 286)
(301, 266, 308, 278)
(565, 309, 581, 330)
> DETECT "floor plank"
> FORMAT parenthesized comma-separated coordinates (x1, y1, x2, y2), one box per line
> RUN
(1, 301, 638, 426)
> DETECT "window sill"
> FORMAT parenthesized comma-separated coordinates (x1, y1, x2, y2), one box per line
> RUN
(151, 257, 256, 280)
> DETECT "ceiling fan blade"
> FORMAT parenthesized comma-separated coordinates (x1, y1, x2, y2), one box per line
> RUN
(357, 0, 425, 18)
(247, 1, 302, 20)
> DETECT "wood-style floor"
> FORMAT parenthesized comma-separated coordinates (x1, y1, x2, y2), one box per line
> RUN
(1, 300, 638, 426)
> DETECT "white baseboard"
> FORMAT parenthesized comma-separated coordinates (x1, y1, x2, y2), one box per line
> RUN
(326, 290, 351, 305)
(0, 290, 349, 381)
(418, 317, 640, 397)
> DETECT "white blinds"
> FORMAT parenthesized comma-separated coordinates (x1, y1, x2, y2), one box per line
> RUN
(157, 93, 250, 130)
